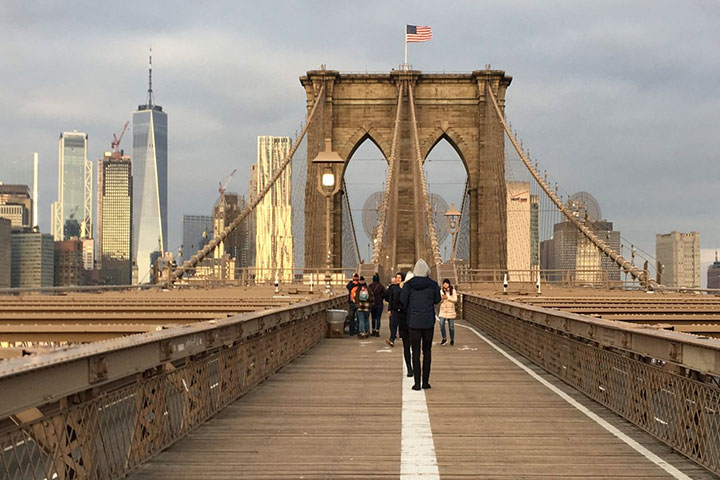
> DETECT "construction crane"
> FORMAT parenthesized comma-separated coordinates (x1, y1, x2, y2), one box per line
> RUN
(218, 168, 237, 198)
(111, 121, 129, 157)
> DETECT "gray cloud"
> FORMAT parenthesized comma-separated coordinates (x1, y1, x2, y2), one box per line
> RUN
(0, 0, 718, 266)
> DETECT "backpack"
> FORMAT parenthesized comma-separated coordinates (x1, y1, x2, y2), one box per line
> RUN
(358, 288, 369, 302)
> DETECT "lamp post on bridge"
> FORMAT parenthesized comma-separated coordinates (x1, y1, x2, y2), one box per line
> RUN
(312, 138, 344, 295)
(444, 202, 461, 262)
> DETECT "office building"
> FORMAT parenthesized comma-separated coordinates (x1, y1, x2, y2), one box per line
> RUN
(708, 252, 720, 290)
(656, 231, 700, 288)
(530, 194, 539, 270)
(98, 152, 133, 284)
(10, 231, 54, 288)
(246, 164, 258, 268)
(54, 239, 84, 286)
(506, 181, 531, 281)
(213, 193, 243, 262)
(133, 51, 168, 284)
(552, 220, 621, 284)
(182, 214, 213, 260)
(0, 183, 32, 228)
(51, 131, 92, 241)
(0, 218, 10, 287)
(255, 136, 293, 282)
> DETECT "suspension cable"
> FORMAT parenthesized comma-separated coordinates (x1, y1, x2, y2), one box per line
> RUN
(371, 81, 404, 265)
(408, 82, 443, 266)
(342, 178, 361, 264)
(485, 85, 657, 289)
(169, 84, 327, 285)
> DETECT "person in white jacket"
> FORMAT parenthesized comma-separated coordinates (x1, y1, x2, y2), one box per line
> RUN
(438, 278, 457, 345)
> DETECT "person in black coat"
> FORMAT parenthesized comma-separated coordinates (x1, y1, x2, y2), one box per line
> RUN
(400, 259, 441, 390)
(384, 272, 413, 376)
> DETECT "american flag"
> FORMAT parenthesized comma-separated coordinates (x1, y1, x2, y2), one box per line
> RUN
(406, 25, 432, 43)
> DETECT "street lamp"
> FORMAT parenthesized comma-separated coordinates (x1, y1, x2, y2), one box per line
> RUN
(444, 202, 461, 262)
(312, 138, 344, 294)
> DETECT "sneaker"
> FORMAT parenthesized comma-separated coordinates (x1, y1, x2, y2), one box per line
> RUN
(385, 339, 394, 347)
(441, 338, 447, 345)
(450, 340, 454, 346)
(422, 383, 431, 389)
(412, 384, 422, 391)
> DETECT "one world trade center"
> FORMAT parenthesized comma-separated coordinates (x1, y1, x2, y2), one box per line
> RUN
(133, 50, 168, 283)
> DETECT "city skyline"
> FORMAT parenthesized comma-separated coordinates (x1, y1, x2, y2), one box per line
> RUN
(1, 2, 719, 283)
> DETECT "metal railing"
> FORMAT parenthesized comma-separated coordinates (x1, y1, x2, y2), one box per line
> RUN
(457, 267, 630, 289)
(462, 293, 720, 475)
(0, 296, 344, 479)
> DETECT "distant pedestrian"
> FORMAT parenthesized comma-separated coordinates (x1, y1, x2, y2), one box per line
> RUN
(356, 276, 374, 338)
(392, 272, 413, 376)
(369, 273, 385, 337)
(384, 272, 404, 347)
(401, 259, 441, 390)
(345, 273, 359, 335)
(439, 278, 458, 346)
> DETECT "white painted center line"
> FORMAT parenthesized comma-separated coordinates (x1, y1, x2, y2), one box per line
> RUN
(401, 355, 440, 479)
(457, 323, 693, 480)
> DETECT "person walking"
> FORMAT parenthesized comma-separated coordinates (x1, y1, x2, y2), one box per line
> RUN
(401, 259, 441, 390)
(384, 272, 403, 347)
(355, 276, 374, 338)
(397, 272, 414, 377)
(439, 278, 458, 346)
(369, 273, 385, 337)
(345, 273, 359, 336)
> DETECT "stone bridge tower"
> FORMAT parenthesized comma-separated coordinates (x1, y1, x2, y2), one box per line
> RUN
(301, 68, 512, 273)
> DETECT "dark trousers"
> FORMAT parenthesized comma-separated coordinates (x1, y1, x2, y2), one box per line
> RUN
(410, 327, 434, 386)
(371, 305, 383, 331)
(389, 310, 400, 342)
(346, 303, 358, 335)
(399, 326, 412, 375)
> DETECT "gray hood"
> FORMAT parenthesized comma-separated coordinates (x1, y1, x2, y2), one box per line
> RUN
(413, 259, 431, 278)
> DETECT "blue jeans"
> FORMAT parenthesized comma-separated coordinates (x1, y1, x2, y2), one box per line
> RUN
(371, 305, 383, 331)
(357, 310, 370, 334)
(439, 317, 454, 342)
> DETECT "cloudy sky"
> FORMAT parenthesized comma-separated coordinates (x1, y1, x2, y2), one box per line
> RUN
(1, 1, 719, 282)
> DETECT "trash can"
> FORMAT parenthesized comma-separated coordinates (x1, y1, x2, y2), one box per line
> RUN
(326, 309, 347, 338)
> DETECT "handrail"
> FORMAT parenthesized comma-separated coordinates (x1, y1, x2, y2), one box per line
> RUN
(0, 296, 342, 419)
(462, 293, 720, 376)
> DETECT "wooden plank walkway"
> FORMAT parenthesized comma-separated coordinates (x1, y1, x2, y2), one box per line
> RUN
(129, 319, 717, 479)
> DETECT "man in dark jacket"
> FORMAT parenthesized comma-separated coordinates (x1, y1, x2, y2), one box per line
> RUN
(400, 259, 441, 390)
(369, 274, 385, 337)
(345, 273, 359, 335)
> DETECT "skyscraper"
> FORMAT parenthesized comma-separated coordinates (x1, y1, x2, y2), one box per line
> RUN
(133, 50, 168, 284)
(506, 181, 531, 281)
(0, 218, 10, 287)
(51, 131, 92, 241)
(708, 252, 720, 290)
(213, 192, 243, 261)
(0, 183, 32, 228)
(11, 231, 54, 287)
(255, 136, 293, 282)
(656, 231, 700, 288)
(98, 152, 133, 284)
(182, 214, 213, 260)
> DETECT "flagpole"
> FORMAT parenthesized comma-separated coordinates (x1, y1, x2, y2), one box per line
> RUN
(404, 40, 407, 69)
(404, 28, 408, 70)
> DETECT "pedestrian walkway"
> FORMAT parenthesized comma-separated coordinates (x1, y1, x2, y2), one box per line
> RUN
(129, 321, 716, 479)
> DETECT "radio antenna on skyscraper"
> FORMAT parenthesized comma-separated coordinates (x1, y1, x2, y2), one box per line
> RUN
(147, 47, 154, 106)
